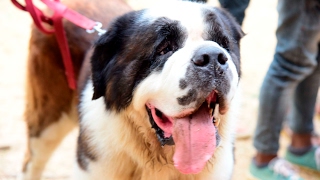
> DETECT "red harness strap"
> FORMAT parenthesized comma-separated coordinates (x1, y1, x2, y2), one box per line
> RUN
(11, 0, 100, 90)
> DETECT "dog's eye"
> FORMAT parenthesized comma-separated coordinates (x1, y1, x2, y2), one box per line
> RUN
(221, 41, 230, 52)
(218, 36, 230, 52)
(157, 41, 174, 56)
(159, 46, 172, 55)
(210, 35, 230, 52)
(223, 45, 230, 52)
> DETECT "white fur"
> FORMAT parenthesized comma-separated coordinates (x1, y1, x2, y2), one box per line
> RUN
(75, 1, 240, 179)
(132, 2, 239, 116)
(133, 40, 239, 117)
(75, 80, 238, 180)
(75, 81, 138, 179)
(142, 1, 205, 42)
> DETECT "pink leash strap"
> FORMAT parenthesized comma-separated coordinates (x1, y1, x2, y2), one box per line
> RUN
(11, 0, 106, 89)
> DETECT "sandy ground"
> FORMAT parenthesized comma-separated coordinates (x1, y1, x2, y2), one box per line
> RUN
(1, 0, 320, 179)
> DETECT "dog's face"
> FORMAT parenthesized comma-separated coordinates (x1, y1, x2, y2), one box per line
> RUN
(90, 1, 243, 175)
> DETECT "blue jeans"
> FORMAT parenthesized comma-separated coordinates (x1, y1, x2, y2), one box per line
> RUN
(253, 0, 320, 154)
(218, 0, 250, 25)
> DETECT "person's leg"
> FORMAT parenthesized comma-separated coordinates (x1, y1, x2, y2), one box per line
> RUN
(284, 50, 320, 171)
(253, 0, 320, 168)
(287, 0, 320, 148)
(218, 0, 250, 25)
(250, 2, 320, 179)
(283, 1, 320, 171)
(289, 59, 320, 149)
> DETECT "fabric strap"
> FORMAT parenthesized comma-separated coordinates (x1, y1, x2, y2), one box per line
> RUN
(11, 0, 99, 89)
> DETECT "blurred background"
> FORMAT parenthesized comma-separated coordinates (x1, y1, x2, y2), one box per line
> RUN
(0, 0, 320, 179)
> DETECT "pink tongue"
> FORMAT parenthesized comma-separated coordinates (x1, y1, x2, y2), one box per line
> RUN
(172, 104, 216, 174)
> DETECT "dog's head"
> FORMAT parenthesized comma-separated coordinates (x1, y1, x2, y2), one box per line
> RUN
(90, 1, 243, 174)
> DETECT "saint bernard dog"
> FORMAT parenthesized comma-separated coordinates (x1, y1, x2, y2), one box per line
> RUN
(22, 0, 243, 179)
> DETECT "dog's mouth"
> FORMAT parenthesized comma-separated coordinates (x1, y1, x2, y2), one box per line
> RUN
(146, 90, 224, 174)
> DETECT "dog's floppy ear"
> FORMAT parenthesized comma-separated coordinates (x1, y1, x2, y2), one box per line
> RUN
(90, 12, 137, 100)
(209, 7, 244, 76)
(91, 29, 119, 100)
(214, 8, 245, 43)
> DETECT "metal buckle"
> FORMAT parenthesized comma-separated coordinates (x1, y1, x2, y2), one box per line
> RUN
(86, 22, 107, 36)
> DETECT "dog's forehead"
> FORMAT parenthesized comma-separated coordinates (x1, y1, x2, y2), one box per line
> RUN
(141, 1, 210, 40)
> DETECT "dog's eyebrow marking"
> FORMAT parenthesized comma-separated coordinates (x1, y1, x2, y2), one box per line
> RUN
(179, 79, 188, 90)
(177, 88, 197, 106)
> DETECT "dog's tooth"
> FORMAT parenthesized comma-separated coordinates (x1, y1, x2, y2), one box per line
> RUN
(214, 118, 220, 127)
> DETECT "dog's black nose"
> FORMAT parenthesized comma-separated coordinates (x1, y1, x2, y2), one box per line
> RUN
(191, 46, 228, 67)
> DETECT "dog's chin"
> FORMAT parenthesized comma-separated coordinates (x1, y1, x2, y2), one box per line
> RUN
(146, 90, 226, 174)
